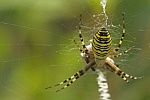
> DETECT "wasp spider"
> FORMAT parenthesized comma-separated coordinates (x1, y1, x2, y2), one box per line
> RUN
(46, 13, 142, 92)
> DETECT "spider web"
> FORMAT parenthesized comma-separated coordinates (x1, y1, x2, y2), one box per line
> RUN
(0, 0, 150, 100)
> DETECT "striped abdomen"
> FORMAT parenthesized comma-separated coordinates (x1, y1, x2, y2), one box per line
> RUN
(92, 27, 112, 59)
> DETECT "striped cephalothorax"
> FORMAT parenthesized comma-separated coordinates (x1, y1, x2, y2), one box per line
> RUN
(46, 13, 142, 92)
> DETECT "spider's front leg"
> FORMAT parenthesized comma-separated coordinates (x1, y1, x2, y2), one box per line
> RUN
(105, 57, 142, 83)
(45, 60, 95, 92)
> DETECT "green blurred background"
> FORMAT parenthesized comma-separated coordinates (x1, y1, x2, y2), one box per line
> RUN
(0, 0, 150, 100)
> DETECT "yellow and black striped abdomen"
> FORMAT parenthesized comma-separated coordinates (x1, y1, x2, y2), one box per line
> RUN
(92, 27, 112, 59)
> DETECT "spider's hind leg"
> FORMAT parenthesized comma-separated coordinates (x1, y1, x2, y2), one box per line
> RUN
(111, 13, 126, 53)
(78, 14, 88, 53)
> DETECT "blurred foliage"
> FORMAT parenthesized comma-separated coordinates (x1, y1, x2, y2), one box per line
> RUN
(0, 0, 150, 100)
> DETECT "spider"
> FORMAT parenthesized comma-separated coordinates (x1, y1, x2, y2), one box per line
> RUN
(45, 13, 142, 92)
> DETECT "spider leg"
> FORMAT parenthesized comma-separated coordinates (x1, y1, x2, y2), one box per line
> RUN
(46, 61, 95, 92)
(78, 14, 88, 54)
(56, 60, 95, 92)
(105, 58, 142, 83)
(74, 38, 95, 71)
(111, 13, 126, 53)
(119, 71, 142, 80)
(77, 14, 96, 71)
(109, 46, 133, 59)
(45, 75, 75, 89)
(73, 40, 83, 53)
